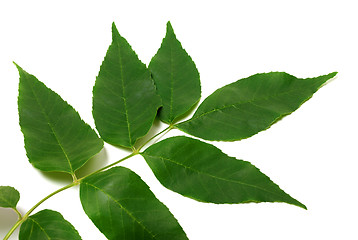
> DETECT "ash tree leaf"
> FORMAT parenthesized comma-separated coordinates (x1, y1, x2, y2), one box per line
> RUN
(149, 21, 201, 124)
(0, 186, 20, 209)
(93, 23, 161, 148)
(16, 64, 104, 175)
(142, 136, 306, 209)
(19, 209, 82, 240)
(80, 166, 188, 240)
(176, 72, 337, 141)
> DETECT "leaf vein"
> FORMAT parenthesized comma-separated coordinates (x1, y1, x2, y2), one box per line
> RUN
(83, 181, 156, 238)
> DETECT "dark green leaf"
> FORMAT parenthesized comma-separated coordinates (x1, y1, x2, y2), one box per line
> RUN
(177, 72, 337, 141)
(142, 136, 306, 209)
(0, 186, 20, 209)
(149, 21, 201, 124)
(19, 209, 82, 240)
(80, 166, 188, 240)
(16, 64, 104, 175)
(93, 23, 161, 148)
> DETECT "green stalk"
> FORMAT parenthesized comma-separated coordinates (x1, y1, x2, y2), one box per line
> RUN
(137, 125, 172, 152)
(3, 182, 77, 240)
(3, 152, 135, 240)
(3, 126, 172, 239)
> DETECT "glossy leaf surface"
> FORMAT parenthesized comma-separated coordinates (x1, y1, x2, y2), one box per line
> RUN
(19, 209, 82, 240)
(142, 136, 306, 209)
(177, 72, 337, 141)
(80, 166, 188, 240)
(93, 23, 161, 148)
(0, 186, 20, 209)
(16, 64, 103, 174)
(149, 22, 201, 124)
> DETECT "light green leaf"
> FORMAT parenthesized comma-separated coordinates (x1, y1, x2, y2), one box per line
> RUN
(0, 186, 20, 209)
(19, 209, 82, 240)
(149, 21, 201, 124)
(80, 166, 188, 240)
(177, 72, 337, 141)
(142, 136, 306, 209)
(93, 23, 161, 148)
(16, 64, 104, 175)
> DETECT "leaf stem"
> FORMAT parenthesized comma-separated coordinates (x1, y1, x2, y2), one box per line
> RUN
(77, 152, 137, 182)
(71, 173, 78, 182)
(137, 125, 172, 151)
(13, 208, 22, 220)
(3, 152, 136, 240)
(3, 123, 172, 239)
(3, 182, 76, 240)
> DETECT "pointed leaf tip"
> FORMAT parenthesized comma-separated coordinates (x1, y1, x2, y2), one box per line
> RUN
(13, 61, 19, 68)
(329, 71, 338, 78)
(111, 22, 117, 30)
(13, 62, 25, 74)
(166, 21, 173, 31)
(111, 22, 119, 39)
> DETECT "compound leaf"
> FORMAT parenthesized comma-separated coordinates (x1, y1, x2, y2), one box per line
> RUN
(142, 136, 306, 209)
(177, 72, 337, 141)
(19, 209, 82, 240)
(0, 186, 20, 209)
(80, 166, 188, 240)
(149, 21, 201, 124)
(16, 64, 103, 175)
(93, 23, 161, 148)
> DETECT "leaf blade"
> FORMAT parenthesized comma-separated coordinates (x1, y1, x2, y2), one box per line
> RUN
(177, 72, 337, 141)
(142, 136, 306, 209)
(0, 186, 20, 209)
(149, 21, 201, 124)
(93, 23, 161, 148)
(19, 209, 82, 240)
(16, 64, 104, 174)
(80, 166, 188, 240)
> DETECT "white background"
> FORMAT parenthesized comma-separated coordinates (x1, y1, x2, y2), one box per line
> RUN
(0, 0, 357, 239)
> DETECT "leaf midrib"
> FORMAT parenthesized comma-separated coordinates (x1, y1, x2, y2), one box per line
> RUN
(169, 40, 174, 122)
(25, 77, 74, 174)
(115, 38, 133, 146)
(187, 81, 316, 123)
(83, 181, 156, 239)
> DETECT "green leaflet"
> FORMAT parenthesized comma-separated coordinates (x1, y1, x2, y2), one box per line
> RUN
(16, 64, 103, 175)
(149, 21, 201, 124)
(177, 72, 337, 141)
(142, 136, 306, 209)
(80, 167, 188, 240)
(19, 209, 82, 240)
(93, 23, 161, 148)
(0, 186, 20, 209)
